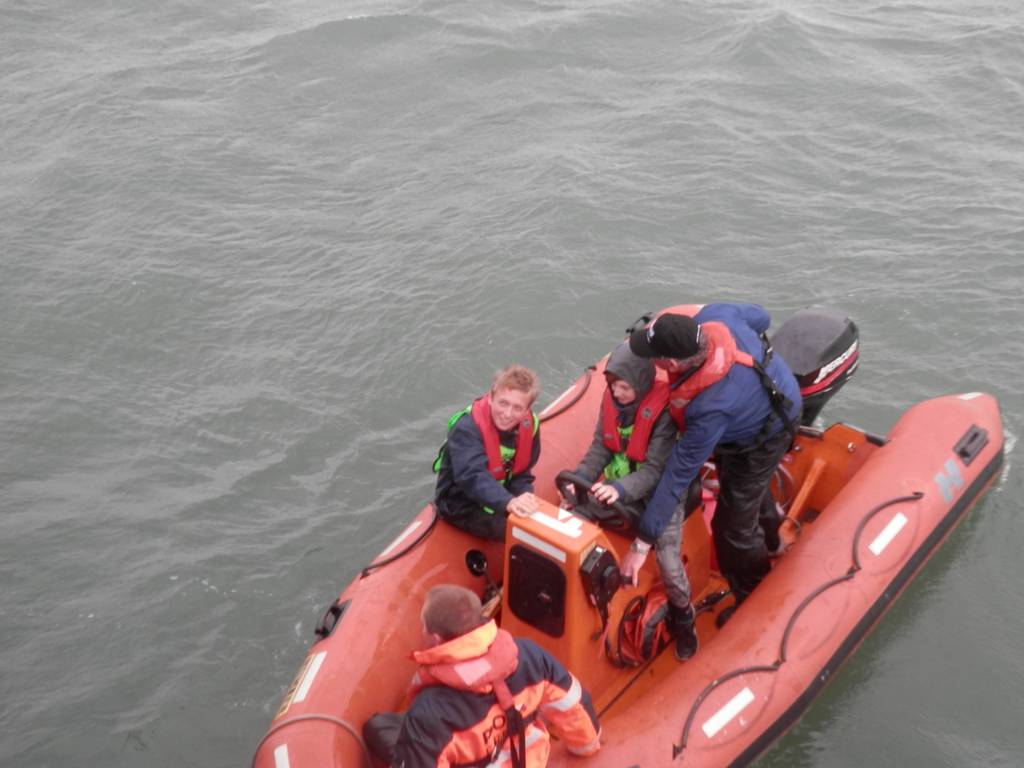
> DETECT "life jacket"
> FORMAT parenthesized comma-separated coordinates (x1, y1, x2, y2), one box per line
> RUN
(433, 396, 538, 484)
(410, 620, 519, 698)
(666, 321, 754, 431)
(599, 382, 670, 480)
(471, 396, 537, 483)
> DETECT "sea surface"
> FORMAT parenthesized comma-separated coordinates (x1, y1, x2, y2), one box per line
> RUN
(2, 0, 1022, 766)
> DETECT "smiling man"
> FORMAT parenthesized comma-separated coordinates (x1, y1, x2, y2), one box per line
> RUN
(433, 365, 542, 540)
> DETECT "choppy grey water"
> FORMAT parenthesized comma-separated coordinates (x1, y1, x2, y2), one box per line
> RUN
(2, 0, 1023, 766)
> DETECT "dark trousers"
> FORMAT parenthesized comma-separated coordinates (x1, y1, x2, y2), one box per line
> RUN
(363, 712, 403, 765)
(437, 497, 508, 541)
(711, 427, 792, 600)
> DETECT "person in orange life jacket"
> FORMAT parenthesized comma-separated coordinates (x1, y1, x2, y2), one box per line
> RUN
(627, 304, 801, 626)
(386, 584, 602, 768)
(434, 365, 542, 541)
(562, 343, 697, 660)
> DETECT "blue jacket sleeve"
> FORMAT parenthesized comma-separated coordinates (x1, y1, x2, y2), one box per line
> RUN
(730, 303, 771, 335)
(446, 417, 515, 513)
(637, 409, 727, 543)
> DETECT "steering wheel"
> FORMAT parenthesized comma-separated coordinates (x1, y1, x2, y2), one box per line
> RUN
(555, 470, 636, 532)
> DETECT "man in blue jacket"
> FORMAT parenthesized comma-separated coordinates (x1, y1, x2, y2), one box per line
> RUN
(626, 304, 801, 627)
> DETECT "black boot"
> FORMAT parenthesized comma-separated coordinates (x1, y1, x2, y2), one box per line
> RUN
(760, 498, 785, 556)
(667, 603, 698, 661)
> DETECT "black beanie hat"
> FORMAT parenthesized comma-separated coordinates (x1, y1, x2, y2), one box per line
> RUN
(629, 314, 702, 359)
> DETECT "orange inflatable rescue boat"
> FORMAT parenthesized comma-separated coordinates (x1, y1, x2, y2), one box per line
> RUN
(253, 305, 1004, 767)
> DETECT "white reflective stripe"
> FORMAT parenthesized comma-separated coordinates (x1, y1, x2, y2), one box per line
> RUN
(510, 526, 567, 563)
(530, 510, 584, 539)
(293, 651, 327, 703)
(273, 744, 291, 768)
(539, 383, 580, 417)
(702, 686, 755, 738)
(379, 520, 423, 558)
(541, 676, 582, 713)
(958, 392, 982, 400)
(812, 340, 858, 384)
(485, 724, 545, 767)
(566, 731, 601, 756)
(869, 512, 908, 556)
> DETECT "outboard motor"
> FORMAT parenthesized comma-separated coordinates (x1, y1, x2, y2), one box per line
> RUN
(770, 308, 859, 425)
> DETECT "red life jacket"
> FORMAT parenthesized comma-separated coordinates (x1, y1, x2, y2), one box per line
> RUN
(471, 395, 537, 482)
(666, 321, 754, 431)
(600, 382, 671, 463)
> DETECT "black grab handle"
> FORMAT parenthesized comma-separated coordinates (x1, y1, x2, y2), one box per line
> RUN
(954, 424, 989, 466)
(314, 599, 351, 639)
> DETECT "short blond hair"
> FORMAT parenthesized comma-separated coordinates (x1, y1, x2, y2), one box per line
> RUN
(491, 364, 539, 404)
(421, 585, 486, 641)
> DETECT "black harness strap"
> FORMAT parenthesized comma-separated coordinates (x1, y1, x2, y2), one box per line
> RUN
(751, 336, 798, 441)
(490, 679, 527, 768)
(715, 336, 798, 455)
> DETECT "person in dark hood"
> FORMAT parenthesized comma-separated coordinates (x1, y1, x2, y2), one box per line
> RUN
(563, 342, 698, 661)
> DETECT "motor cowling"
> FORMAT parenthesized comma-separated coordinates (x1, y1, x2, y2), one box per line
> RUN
(771, 308, 859, 425)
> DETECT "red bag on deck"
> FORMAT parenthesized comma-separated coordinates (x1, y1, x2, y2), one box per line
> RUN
(606, 583, 672, 667)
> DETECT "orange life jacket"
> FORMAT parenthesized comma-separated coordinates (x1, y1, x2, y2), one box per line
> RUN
(600, 382, 671, 463)
(666, 321, 754, 431)
(471, 396, 536, 482)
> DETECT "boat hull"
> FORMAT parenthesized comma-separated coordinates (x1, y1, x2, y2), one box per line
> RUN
(573, 393, 1003, 767)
